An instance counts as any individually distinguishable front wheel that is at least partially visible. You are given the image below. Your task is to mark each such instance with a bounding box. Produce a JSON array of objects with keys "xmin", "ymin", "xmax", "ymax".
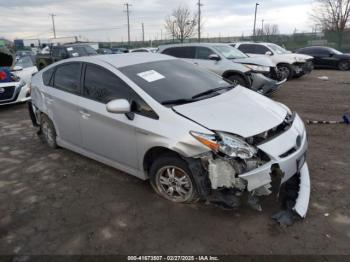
[
  {"xmin": 338, "ymin": 61, "xmax": 350, "ymax": 71},
  {"xmin": 149, "ymin": 156, "xmax": 198, "ymax": 203},
  {"xmin": 227, "ymin": 75, "xmax": 247, "ymax": 87},
  {"xmin": 277, "ymin": 64, "xmax": 294, "ymax": 80}
]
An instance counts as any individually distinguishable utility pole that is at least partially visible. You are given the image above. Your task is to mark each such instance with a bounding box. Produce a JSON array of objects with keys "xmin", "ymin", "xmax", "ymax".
[
  {"xmin": 124, "ymin": 3, "xmax": 131, "ymax": 45},
  {"xmin": 261, "ymin": 19, "xmax": 264, "ymax": 31},
  {"xmin": 197, "ymin": 0, "xmax": 203, "ymax": 42},
  {"xmin": 49, "ymin": 13, "xmax": 56, "ymax": 38},
  {"xmin": 253, "ymin": 3, "xmax": 259, "ymax": 38},
  {"xmin": 142, "ymin": 22, "xmax": 145, "ymax": 44}
]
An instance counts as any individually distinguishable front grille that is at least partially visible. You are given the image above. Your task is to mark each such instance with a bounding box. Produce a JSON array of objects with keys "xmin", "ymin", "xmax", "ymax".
[
  {"xmin": 0, "ymin": 86, "xmax": 15, "ymax": 100},
  {"xmin": 247, "ymin": 113, "xmax": 295, "ymax": 146}
]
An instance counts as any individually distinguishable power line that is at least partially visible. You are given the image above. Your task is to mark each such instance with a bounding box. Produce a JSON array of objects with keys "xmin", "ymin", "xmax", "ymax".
[
  {"xmin": 197, "ymin": 0, "xmax": 203, "ymax": 42},
  {"xmin": 49, "ymin": 13, "xmax": 56, "ymax": 38},
  {"xmin": 124, "ymin": 3, "xmax": 132, "ymax": 45}
]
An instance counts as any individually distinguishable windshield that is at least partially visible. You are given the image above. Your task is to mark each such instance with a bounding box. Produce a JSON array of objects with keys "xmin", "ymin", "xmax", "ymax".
[
  {"xmin": 15, "ymin": 56, "xmax": 34, "ymax": 68},
  {"xmin": 66, "ymin": 46, "xmax": 97, "ymax": 57},
  {"xmin": 213, "ymin": 45, "xmax": 247, "ymax": 59},
  {"xmin": 329, "ymin": 48, "xmax": 343, "ymax": 55},
  {"xmin": 119, "ymin": 59, "xmax": 232, "ymax": 105},
  {"xmin": 266, "ymin": 43, "xmax": 290, "ymax": 55}
]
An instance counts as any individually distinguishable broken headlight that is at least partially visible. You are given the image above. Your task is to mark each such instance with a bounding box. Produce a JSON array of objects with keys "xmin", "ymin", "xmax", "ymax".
[
  {"xmin": 190, "ymin": 131, "xmax": 257, "ymax": 159},
  {"xmin": 217, "ymin": 132, "xmax": 257, "ymax": 159}
]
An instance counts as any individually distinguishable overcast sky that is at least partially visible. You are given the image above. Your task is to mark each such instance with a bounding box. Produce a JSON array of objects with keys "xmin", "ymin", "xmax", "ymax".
[{"xmin": 0, "ymin": 0, "xmax": 315, "ymax": 42}]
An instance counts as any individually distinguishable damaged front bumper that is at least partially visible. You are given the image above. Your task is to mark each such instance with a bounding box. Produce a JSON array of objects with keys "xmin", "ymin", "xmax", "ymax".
[
  {"xmin": 250, "ymin": 73, "xmax": 285, "ymax": 96},
  {"xmin": 293, "ymin": 60, "xmax": 314, "ymax": 76},
  {"xmin": 293, "ymin": 163, "xmax": 310, "ymax": 217},
  {"xmin": 191, "ymin": 113, "xmax": 311, "ymax": 220}
]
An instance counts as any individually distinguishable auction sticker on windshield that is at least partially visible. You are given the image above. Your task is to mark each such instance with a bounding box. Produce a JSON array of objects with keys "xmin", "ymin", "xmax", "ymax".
[{"xmin": 137, "ymin": 70, "xmax": 165, "ymax": 83}]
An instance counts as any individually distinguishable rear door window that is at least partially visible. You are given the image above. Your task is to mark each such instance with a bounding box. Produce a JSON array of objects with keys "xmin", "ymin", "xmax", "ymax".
[
  {"xmin": 254, "ymin": 44, "xmax": 270, "ymax": 54},
  {"xmin": 237, "ymin": 44, "xmax": 255, "ymax": 53},
  {"xmin": 196, "ymin": 47, "xmax": 216, "ymax": 60},
  {"xmin": 53, "ymin": 63, "xmax": 81, "ymax": 94},
  {"xmin": 162, "ymin": 47, "xmax": 195, "ymax": 59}
]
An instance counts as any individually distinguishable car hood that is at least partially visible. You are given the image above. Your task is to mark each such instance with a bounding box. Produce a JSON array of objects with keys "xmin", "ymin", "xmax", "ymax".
[
  {"xmin": 174, "ymin": 86, "xmax": 287, "ymax": 138},
  {"xmin": 340, "ymin": 53, "xmax": 350, "ymax": 59},
  {"xmin": 233, "ymin": 56, "xmax": 276, "ymax": 67},
  {"xmin": 284, "ymin": 53, "xmax": 313, "ymax": 61}
]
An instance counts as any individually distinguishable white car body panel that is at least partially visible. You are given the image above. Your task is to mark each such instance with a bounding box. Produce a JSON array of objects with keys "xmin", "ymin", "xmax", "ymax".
[{"xmin": 174, "ymin": 86, "xmax": 287, "ymax": 138}]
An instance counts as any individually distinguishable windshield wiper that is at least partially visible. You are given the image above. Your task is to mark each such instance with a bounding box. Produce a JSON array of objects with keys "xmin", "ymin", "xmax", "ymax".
[
  {"xmin": 161, "ymin": 98, "xmax": 197, "ymax": 106},
  {"xmin": 192, "ymin": 85, "xmax": 235, "ymax": 100}
]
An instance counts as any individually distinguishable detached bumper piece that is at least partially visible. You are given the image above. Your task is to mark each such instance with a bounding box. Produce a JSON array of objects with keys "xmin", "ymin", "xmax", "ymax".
[
  {"xmin": 293, "ymin": 60, "xmax": 314, "ymax": 76},
  {"xmin": 272, "ymin": 163, "xmax": 311, "ymax": 226}
]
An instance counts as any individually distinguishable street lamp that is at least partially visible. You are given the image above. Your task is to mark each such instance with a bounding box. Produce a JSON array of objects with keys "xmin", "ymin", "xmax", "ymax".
[{"xmin": 253, "ymin": 3, "xmax": 259, "ymax": 38}]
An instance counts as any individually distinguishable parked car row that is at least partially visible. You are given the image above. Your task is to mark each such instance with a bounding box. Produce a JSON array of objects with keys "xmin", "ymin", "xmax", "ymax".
[{"xmin": 159, "ymin": 43, "xmax": 286, "ymax": 95}]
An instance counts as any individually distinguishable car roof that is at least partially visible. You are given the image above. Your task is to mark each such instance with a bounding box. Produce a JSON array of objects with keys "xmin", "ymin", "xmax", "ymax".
[
  {"xmin": 234, "ymin": 42, "xmax": 274, "ymax": 45},
  {"xmin": 62, "ymin": 53, "xmax": 176, "ymax": 69},
  {"xmin": 159, "ymin": 42, "xmax": 233, "ymax": 49},
  {"xmin": 300, "ymin": 46, "xmax": 331, "ymax": 49}
]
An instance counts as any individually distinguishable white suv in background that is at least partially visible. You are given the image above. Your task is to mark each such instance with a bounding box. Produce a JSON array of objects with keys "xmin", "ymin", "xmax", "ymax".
[{"xmin": 232, "ymin": 42, "xmax": 314, "ymax": 80}]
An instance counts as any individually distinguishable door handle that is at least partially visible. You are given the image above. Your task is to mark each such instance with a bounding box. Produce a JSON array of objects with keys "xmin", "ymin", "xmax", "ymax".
[
  {"xmin": 79, "ymin": 110, "xmax": 91, "ymax": 119},
  {"xmin": 194, "ymin": 62, "xmax": 199, "ymax": 65}
]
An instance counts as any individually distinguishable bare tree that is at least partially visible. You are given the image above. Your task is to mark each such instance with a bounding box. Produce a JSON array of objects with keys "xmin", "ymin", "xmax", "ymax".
[
  {"xmin": 256, "ymin": 24, "xmax": 279, "ymax": 41},
  {"xmin": 165, "ymin": 6, "xmax": 198, "ymax": 43},
  {"xmin": 312, "ymin": 0, "xmax": 350, "ymax": 47}
]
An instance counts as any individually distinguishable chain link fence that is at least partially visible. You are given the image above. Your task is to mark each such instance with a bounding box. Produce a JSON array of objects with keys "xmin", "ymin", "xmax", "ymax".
[{"xmin": 101, "ymin": 31, "xmax": 350, "ymax": 52}]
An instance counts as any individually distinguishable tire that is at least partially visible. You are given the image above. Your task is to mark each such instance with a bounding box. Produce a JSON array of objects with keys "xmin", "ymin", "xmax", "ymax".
[
  {"xmin": 37, "ymin": 59, "xmax": 48, "ymax": 70},
  {"xmin": 338, "ymin": 61, "xmax": 350, "ymax": 71},
  {"xmin": 149, "ymin": 155, "xmax": 199, "ymax": 203},
  {"xmin": 227, "ymin": 74, "xmax": 247, "ymax": 87},
  {"xmin": 294, "ymin": 73, "xmax": 304, "ymax": 79},
  {"xmin": 40, "ymin": 115, "xmax": 58, "ymax": 149},
  {"xmin": 277, "ymin": 64, "xmax": 294, "ymax": 80}
]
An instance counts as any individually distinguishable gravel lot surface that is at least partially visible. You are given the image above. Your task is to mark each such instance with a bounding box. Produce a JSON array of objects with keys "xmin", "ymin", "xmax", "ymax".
[{"xmin": 0, "ymin": 70, "xmax": 349, "ymax": 255}]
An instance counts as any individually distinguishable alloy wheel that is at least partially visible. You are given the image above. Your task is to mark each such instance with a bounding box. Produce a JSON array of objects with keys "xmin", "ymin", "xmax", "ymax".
[
  {"xmin": 278, "ymin": 66, "xmax": 290, "ymax": 79},
  {"xmin": 155, "ymin": 166, "xmax": 194, "ymax": 202},
  {"xmin": 339, "ymin": 61, "xmax": 350, "ymax": 71}
]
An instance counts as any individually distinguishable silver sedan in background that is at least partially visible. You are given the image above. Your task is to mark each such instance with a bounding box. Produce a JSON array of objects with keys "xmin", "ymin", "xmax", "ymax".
[{"xmin": 29, "ymin": 53, "xmax": 310, "ymax": 224}]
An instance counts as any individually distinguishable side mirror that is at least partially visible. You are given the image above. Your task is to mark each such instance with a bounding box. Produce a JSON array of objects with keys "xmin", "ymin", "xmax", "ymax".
[
  {"xmin": 12, "ymin": 66, "xmax": 23, "ymax": 72},
  {"xmin": 329, "ymin": 53, "xmax": 334, "ymax": 57},
  {"xmin": 265, "ymin": 51, "xmax": 273, "ymax": 56},
  {"xmin": 208, "ymin": 54, "xmax": 221, "ymax": 61},
  {"xmin": 106, "ymin": 99, "xmax": 131, "ymax": 114}
]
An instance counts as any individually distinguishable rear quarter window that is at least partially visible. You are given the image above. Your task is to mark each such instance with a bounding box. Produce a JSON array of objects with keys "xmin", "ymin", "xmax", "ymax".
[
  {"xmin": 161, "ymin": 47, "xmax": 195, "ymax": 59},
  {"xmin": 42, "ymin": 67, "xmax": 55, "ymax": 86}
]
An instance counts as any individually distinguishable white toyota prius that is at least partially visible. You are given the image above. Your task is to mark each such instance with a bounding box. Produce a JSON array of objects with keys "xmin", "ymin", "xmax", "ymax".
[{"xmin": 29, "ymin": 53, "xmax": 310, "ymax": 224}]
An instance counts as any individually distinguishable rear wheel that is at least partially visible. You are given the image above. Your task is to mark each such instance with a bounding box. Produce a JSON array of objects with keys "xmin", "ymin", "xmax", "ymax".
[
  {"xmin": 338, "ymin": 61, "xmax": 350, "ymax": 71},
  {"xmin": 149, "ymin": 155, "xmax": 198, "ymax": 203},
  {"xmin": 40, "ymin": 115, "xmax": 57, "ymax": 149},
  {"xmin": 277, "ymin": 64, "xmax": 294, "ymax": 80},
  {"xmin": 227, "ymin": 75, "xmax": 247, "ymax": 87}
]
